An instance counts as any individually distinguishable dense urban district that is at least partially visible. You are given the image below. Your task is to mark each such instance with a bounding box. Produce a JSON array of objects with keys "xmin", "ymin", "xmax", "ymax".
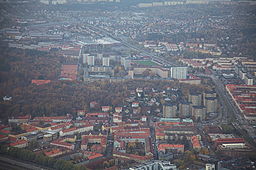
[{"xmin": 1, "ymin": 0, "xmax": 256, "ymax": 170}]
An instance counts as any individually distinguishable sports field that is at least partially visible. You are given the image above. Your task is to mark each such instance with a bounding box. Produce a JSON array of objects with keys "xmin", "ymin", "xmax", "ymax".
[{"xmin": 133, "ymin": 60, "xmax": 159, "ymax": 66}]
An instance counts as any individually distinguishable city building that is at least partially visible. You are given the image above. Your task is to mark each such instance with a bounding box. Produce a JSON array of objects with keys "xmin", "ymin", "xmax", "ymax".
[
  {"xmin": 189, "ymin": 92, "xmax": 202, "ymax": 106},
  {"xmin": 244, "ymin": 74, "xmax": 254, "ymax": 85},
  {"xmin": 128, "ymin": 67, "xmax": 169, "ymax": 79},
  {"xmin": 179, "ymin": 101, "xmax": 191, "ymax": 117},
  {"xmin": 191, "ymin": 135, "xmax": 201, "ymax": 150},
  {"xmin": 170, "ymin": 66, "xmax": 188, "ymax": 79},
  {"xmin": 192, "ymin": 105, "xmax": 206, "ymax": 121},
  {"xmin": 129, "ymin": 161, "xmax": 177, "ymax": 170},
  {"xmin": 158, "ymin": 144, "xmax": 184, "ymax": 153},
  {"xmin": 205, "ymin": 163, "xmax": 215, "ymax": 170},
  {"xmin": 87, "ymin": 55, "xmax": 95, "ymax": 66},
  {"xmin": 50, "ymin": 139, "xmax": 75, "ymax": 150},
  {"xmin": 205, "ymin": 97, "xmax": 218, "ymax": 114},
  {"xmin": 121, "ymin": 57, "xmax": 131, "ymax": 70},
  {"xmin": 31, "ymin": 80, "xmax": 51, "ymax": 85},
  {"xmin": 102, "ymin": 57, "xmax": 110, "ymax": 66},
  {"xmin": 44, "ymin": 148, "xmax": 66, "ymax": 157},
  {"xmin": 226, "ymin": 84, "xmax": 256, "ymax": 121},
  {"xmin": 9, "ymin": 139, "xmax": 28, "ymax": 148},
  {"xmin": 81, "ymin": 134, "xmax": 107, "ymax": 153},
  {"xmin": 163, "ymin": 103, "xmax": 177, "ymax": 118},
  {"xmin": 59, "ymin": 125, "xmax": 93, "ymax": 137},
  {"xmin": 8, "ymin": 115, "xmax": 31, "ymax": 124},
  {"xmin": 219, "ymin": 143, "xmax": 247, "ymax": 150},
  {"xmin": 82, "ymin": 54, "xmax": 89, "ymax": 64},
  {"xmin": 204, "ymin": 90, "xmax": 217, "ymax": 103}
]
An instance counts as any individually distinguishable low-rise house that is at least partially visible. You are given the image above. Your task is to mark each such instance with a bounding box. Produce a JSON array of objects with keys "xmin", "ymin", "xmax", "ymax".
[
  {"xmin": 44, "ymin": 148, "xmax": 67, "ymax": 157},
  {"xmin": 50, "ymin": 139, "xmax": 75, "ymax": 150},
  {"xmin": 10, "ymin": 139, "xmax": 28, "ymax": 148},
  {"xmin": 59, "ymin": 125, "xmax": 93, "ymax": 137},
  {"xmin": 8, "ymin": 115, "xmax": 31, "ymax": 124}
]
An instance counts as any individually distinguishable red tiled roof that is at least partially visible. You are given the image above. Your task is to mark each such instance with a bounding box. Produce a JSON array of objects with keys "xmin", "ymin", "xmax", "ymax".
[
  {"xmin": 10, "ymin": 140, "xmax": 27, "ymax": 146},
  {"xmin": 51, "ymin": 139, "xmax": 73, "ymax": 147},
  {"xmin": 20, "ymin": 124, "xmax": 39, "ymax": 132},
  {"xmin": 191, "ymin": 136, "xmax": 201, "ymax": 148},
  {"xmin": 0, "ymin": 125, "xmax": 9, "ymax": 130},
  {"xmin": 0, "ymin": 134, "xmax": 8, "ymax": 141},
  {"xmin": 215, "ymin": 138, "xmax": 245, "ymax": 145},
  {"xmin": 50, "ymin": 123, "xmax": 72, "ymax": 130},
  {"xmin": 91, "ymin": 144, "xmax": 104, "ymax": 152},
  {"xmin": 81, "ymin": 135, "xmax": 107, "ymax": 146},
  {"xmin": 158, "ymin": 144, "xmax": 184, "ymax": 151},
  {"xmin": 44, "ymin": 148, "xmax": 63, "ymax": 157},
  {"xmin": 0, "ymin": 129, "xmax": 10, "ymax": 134},
  {"xmin": 31, "ymin": 80, "xmax": 51, "ymax": 85},
  {"xmin": 85, "ymin": 152, "xmax": 103, "ymax": 160},
  {"xmin": 113, "ymin": 152, "xmax": 153, "ymax": 161},
  {"xmin": 62, "ymin": 127, "xmax": 77, "ymax": 133},
  {"xmin": 33, "ymin": 116, "xmax": 71, "ymax": 122},
  {"xmin": 86, "ymin": 112, "xmax": 109, "ymax": 117}
]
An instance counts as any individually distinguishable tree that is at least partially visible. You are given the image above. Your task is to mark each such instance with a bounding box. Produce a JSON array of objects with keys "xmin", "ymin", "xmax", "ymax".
[
  {"xmin": 142, "ymin": 69, "xmax": 151, "ymax": 77},
  {"xmin": 199, "ymin": 148, "xmax": 209, "ymax": 155},
  {"xmin": 103, "ymin": 161, "xmax": 110, "ymax": 168},
  {"xmin": 0, "ymin": 145, "xmax": 7, "ymax": 154},
  {"xmin": 28, "ymin": 139, "xmax": 39, "ymax": 149},
  {"xmin": 34, "ymin": 153, "xmax": 47, "ymax": 165}
]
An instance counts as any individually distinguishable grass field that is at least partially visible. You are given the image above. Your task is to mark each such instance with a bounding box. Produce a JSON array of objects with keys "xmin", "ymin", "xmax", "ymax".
[{"xmin": 133, "ymin": 60, "xmax": 159, "ymax": 66}]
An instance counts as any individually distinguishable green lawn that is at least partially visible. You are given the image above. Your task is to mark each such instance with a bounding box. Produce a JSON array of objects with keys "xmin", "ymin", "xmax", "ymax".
[{"xmin": 133, "ymin": 60, "xmax": 159, "ymax": 66}]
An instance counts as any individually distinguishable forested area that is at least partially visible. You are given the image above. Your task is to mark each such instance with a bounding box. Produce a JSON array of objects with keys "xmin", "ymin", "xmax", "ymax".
[{"xmin": 0, "ymin": 47, "xmax": 206, "ymax": 121}]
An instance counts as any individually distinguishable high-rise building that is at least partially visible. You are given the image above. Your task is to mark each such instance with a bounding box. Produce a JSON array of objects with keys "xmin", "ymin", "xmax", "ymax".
[
  {"xmin": 82, "ymin": 54, "xmax": 95, "ymax": 66},
  {"xmin": 203, "ymin": 90, "xmax": 217, "ymax": 105},
  {"xmin": 82, "ymin": 54, "xmax": 88, "ymax": 64},
  {"xmin": 192, "ymin": 105, "xmax": 206, "ymax": 121},
  {"xmin": 102, "ymin": 57, "xmax": 110, "ymax": 66},
  {"xmin": 170, "ymin": 66, "xmax": 187, "ymax": 79},
  {"xmin": 121, "ymin": 57, "xmax": 131, "ymax": 70},
  {"xmin": 179, "ymin": 101, "xmax": 190, "ymax": 118},
  {"xmin": 189, "ymin": 92, "xmax": 202, "ymax": 106},
  {"xmin": 163, "ymin": 103, "xmax": 177, "ymax": 118},
  {"xmin": 87, "ymin": 55, "xmax": 95, "ymax": 66},
  {"xmin": 97, "ymin": 53, "xmax": 103, "ymax": 59},
  {"xmin": 205, "ymin": 97, "xmax": 218, "ymax": 113}
]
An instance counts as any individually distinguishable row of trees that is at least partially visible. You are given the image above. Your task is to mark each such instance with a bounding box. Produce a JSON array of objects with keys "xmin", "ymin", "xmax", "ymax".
[{"xmin": 0, "ymin": 145, "xmax": 86, "ymax": 170}]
